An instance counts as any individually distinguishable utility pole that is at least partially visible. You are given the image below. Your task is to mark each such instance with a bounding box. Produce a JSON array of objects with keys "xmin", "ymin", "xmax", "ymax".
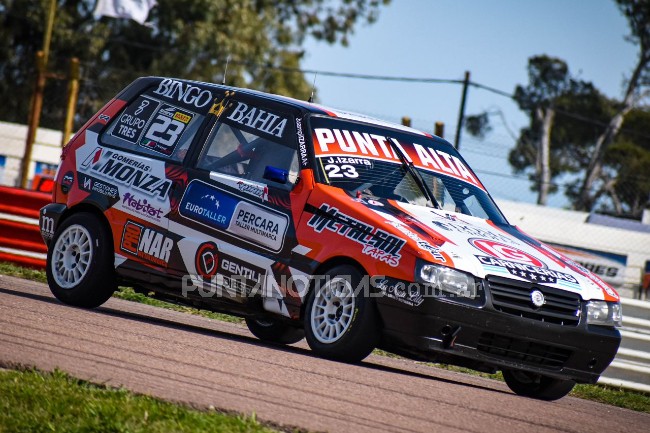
[
  {"xmin": 454, "ymin": 71, "xmax": 470, "ymax": 151},
  {"xmin": 20, "ymin": 0, "xmax": 57, "ymax": 188},
  {"xmin": 61, "ymin": 58, "xmax": 80, "ymax": 147}
]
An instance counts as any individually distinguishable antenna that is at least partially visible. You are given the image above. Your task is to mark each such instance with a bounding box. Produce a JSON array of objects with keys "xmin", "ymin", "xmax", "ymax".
[
  {"xmin": 222, "ymin": 55, "xmax": 231, "ymax": 85},
  {"xmin": 308, "ymin": 73, "xmax": 317, "ymax": 103}
]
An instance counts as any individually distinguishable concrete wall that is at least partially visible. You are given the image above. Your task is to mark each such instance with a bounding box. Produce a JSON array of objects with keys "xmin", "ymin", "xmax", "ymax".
[{"xmin": 0, "ymin": 121, "xmax": 63, "ymax": 187}]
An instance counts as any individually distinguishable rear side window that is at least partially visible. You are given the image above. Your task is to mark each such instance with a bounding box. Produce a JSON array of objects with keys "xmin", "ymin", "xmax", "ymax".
[{"xmin": 101, "ymin": 91, "xmax": 204, "ymax": 163}]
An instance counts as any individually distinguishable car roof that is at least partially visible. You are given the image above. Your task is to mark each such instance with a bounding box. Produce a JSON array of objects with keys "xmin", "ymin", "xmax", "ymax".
[{"xmin": 139, "ymin": 76, "xmax": 438, "ymax": 141}]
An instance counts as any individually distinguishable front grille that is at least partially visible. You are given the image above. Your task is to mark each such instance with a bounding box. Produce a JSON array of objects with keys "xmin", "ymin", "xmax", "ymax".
[
  {"xmin": 477, "ymin": 332, "xmax": 572, "ymax": 369},
  {"xmin": 487, "ymin": 275, "xmax": 581, "ymax": 326}
]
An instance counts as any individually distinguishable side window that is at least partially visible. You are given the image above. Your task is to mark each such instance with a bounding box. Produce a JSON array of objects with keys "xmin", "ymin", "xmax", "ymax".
[
  {"xmin": 101, "ymin": 93, "xmax": 203, "ymax": 163},
  {"xmin": 197, "ymin": 121, "xmax": 299, "ymax": 191}
]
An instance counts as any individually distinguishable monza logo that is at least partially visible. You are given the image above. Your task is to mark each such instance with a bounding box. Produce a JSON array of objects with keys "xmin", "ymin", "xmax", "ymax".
[
  {"xmin": 195, "ymin": 241, "xmax": 219, "ymax": 281},
  {"xmin": 79, "ymin": 146, "xmax": 172, "ymax": 199},
  {"xmin": 469, "ymin": 238, "xmax": 544, "ymax": 268}
]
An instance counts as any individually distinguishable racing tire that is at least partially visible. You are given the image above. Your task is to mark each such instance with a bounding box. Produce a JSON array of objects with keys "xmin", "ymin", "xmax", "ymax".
[
  {"xmin": 304, "ymin": 265, "xmax": 379, "ymax": 362},
  {"xmin": 245, "ymin": 317, "xmax": 305, "ymax": 344},
  {"xmin": 46, "ymin": 212, "xmax": 117, "ymax": 308},
  {"xmin": 503, "ymin": 369, "xmax": 576, "ymax": 401}
]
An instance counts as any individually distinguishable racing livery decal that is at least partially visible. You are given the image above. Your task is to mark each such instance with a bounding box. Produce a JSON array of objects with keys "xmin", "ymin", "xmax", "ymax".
[
  {"xmin": 180, "ymin": 180, "xmax": 289, "ymax": 252},
  {"xmin": 120, "ymin": 220, "xmax": 174, "ymax": 267},
  {"xmin": 307, "ymin": 203, "xmax": 406, "ymax": 267}
]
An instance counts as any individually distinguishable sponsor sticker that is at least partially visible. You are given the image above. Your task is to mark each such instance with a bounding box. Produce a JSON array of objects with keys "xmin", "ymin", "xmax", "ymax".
[
  {"xmin": 375, "ymin": 278, "xmax": 424, "ymax": 307},
  {"xmin": 195, "ymin": 241, "xmax": 219, "ymax": 281},
  {"xmin": 308, "ymin": 203, "xmax": 405, "ymax": 267},
  {"xmin": 112, "ymin": 95, "xmax": 159, "ymax": 143},
  {"xmin": 78, "ymin": 173, "xmax": 119, "ymax": 199},
  {"xmin": 139, "ymin": 104, "xmax": 194, "ymax": 156},
  {"xmin": 122, "ymin": 192, "xmax": 165, "ymax": 220},
  {"xmin": 79, "ymin": 147, "xmax": 171, "ymax": 199},
  {"xmin": 120, "ymin": 220, "xmax": 173, "ymax": 267},
  {"xmin": 179, "ymin": 180, "xmax": 289, "ymax": 252},
  {"xmin": 40, "ymin": 215, "xmax": 55, "ymax": 240},
  {"xmin": 226, "ymin": 101, "xmax": 288, "ymax": 138},
  {"xmin": 296, "ymin": 117, "xmax": 308, "ymax": 168},
  {"xmin": 228, "ymin": 201, "xmax": 289, "ymax": 252},
  {"xmin": 179, "ymin": 181, "xmax": 239, "ymax": 230},
  {"xmin": 61, "ymin": 171, "xmax": 74, "ymax": 194},
  {"xmin": 152, "ymin": 78, "xmax": 213, "ymax": 108},
  {"xmin": 313, "ymin": 127, "xmax": 483, "ymax": 189}
]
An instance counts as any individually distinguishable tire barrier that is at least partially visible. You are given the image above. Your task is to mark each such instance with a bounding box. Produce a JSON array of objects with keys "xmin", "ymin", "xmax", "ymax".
[{"xmin": 0, "ymin": 186, "xmax": 51, "ymax": 269}]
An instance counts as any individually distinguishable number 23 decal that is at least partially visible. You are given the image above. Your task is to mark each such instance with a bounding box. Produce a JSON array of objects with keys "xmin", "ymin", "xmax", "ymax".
[
  {"xmin": 144, "ymin": 114, "xmax": 186, "ymax": 147},
  {"xmin": 325, "ymin": 164, "xmax": 359, "ymax": 178}
]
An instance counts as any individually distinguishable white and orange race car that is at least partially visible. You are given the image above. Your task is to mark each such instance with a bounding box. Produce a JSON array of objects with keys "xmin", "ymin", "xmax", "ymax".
[{"xmin": 40, "ymin": 77, "xmax": 621, "ymax": 400}]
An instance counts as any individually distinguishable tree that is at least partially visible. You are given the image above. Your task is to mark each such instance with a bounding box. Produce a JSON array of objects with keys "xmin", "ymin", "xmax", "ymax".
[
  {"xmin": 574, "ymin": 0, "xmax": 650, "ymax": 211},
  {"xmin": 509, "ymin": 55, "xmax": 590, "ymax": 205},
  {"xmin": 0, "ymin": 0, "xmax": 389, "ymax": 129}
]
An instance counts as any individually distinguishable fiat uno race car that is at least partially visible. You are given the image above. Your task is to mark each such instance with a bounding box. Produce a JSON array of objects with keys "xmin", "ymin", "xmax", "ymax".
[{"xmin": 40, "ymin": 77, "xmax": 621, "ymax": 400}]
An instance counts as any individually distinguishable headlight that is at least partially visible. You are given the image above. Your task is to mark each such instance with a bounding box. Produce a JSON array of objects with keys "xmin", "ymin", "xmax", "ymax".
[
  {"xmin": 417, "ymin": 262, "xmax": 476, "ymax": 298},
  {"xmin": 586, "ymin": 300, "xmax": 622, "ymax": 327}
]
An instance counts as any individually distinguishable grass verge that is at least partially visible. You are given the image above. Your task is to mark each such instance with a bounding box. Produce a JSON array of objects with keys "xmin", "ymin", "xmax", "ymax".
[
  {"xmin": 0, "ymin": 368, "xmax": 278, "ymax": 433},
  {"xmin": 2, "ymin": 261, "xmax": 650, "ymax": 413}
]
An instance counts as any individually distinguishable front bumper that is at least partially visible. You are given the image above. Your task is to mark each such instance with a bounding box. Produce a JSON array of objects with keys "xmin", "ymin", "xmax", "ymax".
[{"xmin": 377, "ymin": 276, "xmax": 621, "ymax": 384}]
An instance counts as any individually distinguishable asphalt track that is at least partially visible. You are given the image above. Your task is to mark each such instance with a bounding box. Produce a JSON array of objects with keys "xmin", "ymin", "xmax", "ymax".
[{"xmin": 1, "ymin": 275, "xmax": 648, "ymax": 433}]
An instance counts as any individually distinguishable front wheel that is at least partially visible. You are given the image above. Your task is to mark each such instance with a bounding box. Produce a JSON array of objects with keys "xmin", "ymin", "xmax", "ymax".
[
  {"xmin": 46, "ymin": 212, "xmax": 117, "ymax": 308},
  {"xmin": 245, "ymin": 317, "xmax": 304, "ymax": 345},
  {"xmin": 503, "ymin": 369, "xmax": 576, "ymax": 400},
  {"xmin": 304, "ymin": 265, "xmax": 379, "ymax": 362}
]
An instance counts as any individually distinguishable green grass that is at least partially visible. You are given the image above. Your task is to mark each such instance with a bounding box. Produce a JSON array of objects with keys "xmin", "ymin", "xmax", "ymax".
[
  {"xmin": 2, "ymin": 261, "xmax": 650, "ymax": 413},
  {"xmin": 0, "ymin": 368, "xmax": 278, "ymax": 433}
]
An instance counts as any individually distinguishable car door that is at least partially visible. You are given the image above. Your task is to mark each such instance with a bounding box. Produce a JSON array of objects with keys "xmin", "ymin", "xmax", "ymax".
[{"xmin": 167, "ymin": 94, "xmax": 308, "ymax": 312}]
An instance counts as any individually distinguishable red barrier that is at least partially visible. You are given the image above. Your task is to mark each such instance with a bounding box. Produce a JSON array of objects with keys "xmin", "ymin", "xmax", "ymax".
[{"xmin": 0, "ymin": 186, "xmax": 51, "ymax": 269}]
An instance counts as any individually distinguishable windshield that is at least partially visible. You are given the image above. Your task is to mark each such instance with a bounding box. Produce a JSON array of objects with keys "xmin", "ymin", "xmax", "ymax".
[{"xmin": 309, "ymin": 116, "xmax": 508, "ymax": 224}]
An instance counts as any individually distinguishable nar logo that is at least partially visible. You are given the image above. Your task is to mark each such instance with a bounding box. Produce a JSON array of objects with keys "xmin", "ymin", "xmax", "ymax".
[
  {"xmin": 226, "ymin": 101, "xmax": 287, "ymax": 138},
  {"xmin": 80, "ymin": 147, "xmax": 171, "ymax": 199},
  {"xmin": 120, "ymin": 221, "xmax": 173, "ymax": 267}
]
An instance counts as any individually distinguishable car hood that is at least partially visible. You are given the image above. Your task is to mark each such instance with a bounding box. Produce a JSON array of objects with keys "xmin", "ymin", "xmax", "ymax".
[{"xmin": 369, "ymin": 200, "xmax": 620, "ymax": 302}]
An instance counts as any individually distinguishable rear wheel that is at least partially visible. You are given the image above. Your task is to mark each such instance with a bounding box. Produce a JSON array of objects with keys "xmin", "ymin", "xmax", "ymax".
[
  {"xmin": 304, "ymin": 265, "xmax": 379, "ymax": 362},
  {"xmin": 503, "ymin": 369, "xmax": 576, "ymax": 401},
  {"xmin": 245, "ymin": 317, "xmax": 304, "ymax": 344},
  {"xmin": 46, "ymin": 212, "xmax": 117, "ymax": 308}
]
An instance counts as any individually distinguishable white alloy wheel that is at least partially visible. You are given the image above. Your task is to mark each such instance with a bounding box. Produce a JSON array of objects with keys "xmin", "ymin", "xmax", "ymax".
[
  {"xmin": 310, "ymin": 276, "xmax": 356, "ymax": 344},
  {"xmin": 51, "ymin": 224, "xmax": 93, "ymax": 289}
]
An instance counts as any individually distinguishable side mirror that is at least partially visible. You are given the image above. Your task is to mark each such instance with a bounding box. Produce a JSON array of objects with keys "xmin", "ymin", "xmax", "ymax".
[{"xmin": 263, "ymin": 166, "xmax": 288, "ymax": 184}]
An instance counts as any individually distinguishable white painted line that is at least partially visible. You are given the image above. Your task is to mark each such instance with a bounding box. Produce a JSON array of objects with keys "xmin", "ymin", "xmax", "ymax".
[
  {"xmin": 0, "ymin": 247, "xmax": 47, "ymax": 260},
  {"xmin": 617, "ymin": 347, "xmax": 650, "ymax": 362},
  {"xmin": 620, "ymin": 330, "xmax": 650, "ymax": 343},
  {"xmin": 0, "ymin": 212, "xmax": 39, "ymax": 226},
  {"xmin": 598, "ymin": 376, "xmax": 650, "ymax": 394},
  {"xmin": 609, "ymin": 360, "xmax": 650, "ymax": 375}
]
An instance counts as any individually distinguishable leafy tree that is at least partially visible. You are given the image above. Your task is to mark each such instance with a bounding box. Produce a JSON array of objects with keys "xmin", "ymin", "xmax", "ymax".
[
  {"xmin": 574, "ymin": 0, "xmax": 650, "ymax": 211},
  {"xmin": 0, "ymin": 0, "xmax": 388, "ymax": 129},
  {"xmin": 508, "ymin": 55, "xmax": 592, "ymax": 205}
]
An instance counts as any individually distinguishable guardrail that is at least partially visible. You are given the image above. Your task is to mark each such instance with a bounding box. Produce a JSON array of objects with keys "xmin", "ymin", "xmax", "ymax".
[
  {"xmin": 599, "ymin": 297, "xmax": 650, "ymax": 393},
  {"xmin": 0, "ymin": 186, "xmax": 50, "ymax": 268}
]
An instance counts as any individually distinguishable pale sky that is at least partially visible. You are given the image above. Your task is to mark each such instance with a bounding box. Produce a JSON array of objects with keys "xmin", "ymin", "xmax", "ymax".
[{"xmin": 301, "ymin": 0, "xmax": 637, "ymax": 207}]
